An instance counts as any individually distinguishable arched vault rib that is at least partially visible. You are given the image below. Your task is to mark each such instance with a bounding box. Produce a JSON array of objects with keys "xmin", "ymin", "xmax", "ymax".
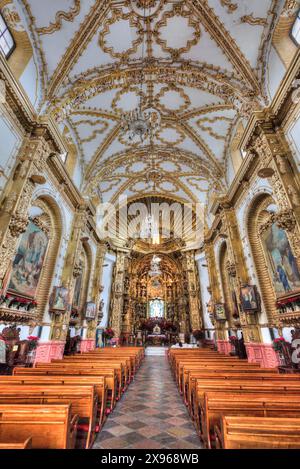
[
  {"xmin": 46, "ymin": 0, "xmax": 110, "ymax": 99},
  {"xmin": 108, "ymin": 174, "xmax": 200, "ymax": 206},
  {"xmin": 180, "ymin": 104, "xmax": 235, "ymax": 120},
  {"xmin": 83, "ymin": 146, "xmax": 226, "ymax": 197},
  {"xmin": 49, "ymin": 61, "xmax": 259, "ymax": 118},
  {"xmin": 174, "ymin": 120, "xmax": 225, "ymax": 175},
  {"xmin": 85, "ymin": 123, "xmax": 122, "ymax": 180}
]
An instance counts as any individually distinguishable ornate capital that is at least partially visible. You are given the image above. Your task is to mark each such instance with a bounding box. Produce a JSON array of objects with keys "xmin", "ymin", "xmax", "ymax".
[
  {"xmin": 9, "ymin": 214, "xmax": 28, "ymax": 238},
  {"xmin": 276, "ymin": 208, "xmax": 297, "ymax": 232},
  {"xmin": 225, "ymin": 260, "xmax": 237, "ymax": 277},
  {"xmin": 258, "ymin": 212, "xmax": 275, "ymax": 234},
  {"xmin": 73, "ymin": 262, "xmax": 83, "ymax": 278}
]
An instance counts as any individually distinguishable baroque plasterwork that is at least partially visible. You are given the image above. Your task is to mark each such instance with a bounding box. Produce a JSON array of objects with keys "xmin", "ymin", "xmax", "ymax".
[{"xmin": 14, "ymin": 0, "xmax": 282, "ymax": 211}]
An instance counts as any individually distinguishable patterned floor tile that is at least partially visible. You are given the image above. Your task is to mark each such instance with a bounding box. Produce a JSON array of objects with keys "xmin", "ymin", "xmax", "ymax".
[{"xmin": 93, "ymin": 355, "xmax": 203, "ymax": 449}]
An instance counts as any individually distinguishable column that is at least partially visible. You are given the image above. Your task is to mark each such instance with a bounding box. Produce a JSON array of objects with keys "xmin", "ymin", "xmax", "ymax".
[
  {"xmin": 182, "ymin": 250, "xmax": 202, "ymax": 332},
  {"xmin": 204, "ymin": 241, "xmax": 231, "ymax": 354},
  {"xmin": 81, "ymin": 241, "xmax": 107, "ymax": 352},
  {"xmin": 109, "ymin": 250, "xmax": 128, "ymax": 340}
]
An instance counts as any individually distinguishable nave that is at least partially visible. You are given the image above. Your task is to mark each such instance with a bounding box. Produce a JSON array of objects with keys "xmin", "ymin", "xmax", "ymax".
[
  {"xmin": 94, "ymin": 353, "xmax": 203, "ymax": 450},
  {"xmin": 1, "ymin": 0, "xmax": 300, "ymax": 453}
]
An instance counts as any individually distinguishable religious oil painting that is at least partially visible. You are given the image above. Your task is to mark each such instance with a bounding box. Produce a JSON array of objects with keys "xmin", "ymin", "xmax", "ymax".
[
  {"xmin": 261, "ymin": 223, "xmax": 300, "ymax": 296},
  {"xmin": 215, "ymin": 303, "xmax": 226, "ymax": 321},
  {"xmin": 49, "ymin": 286, "xmax": 70, "ymax": 312},
  {"xmin": 240, "ymin": 285, "xmax": 260, "ymax": 312},
  {"xmin": 8, "ymin": 221, "xmax": 49, "ymax": 299},
  {"xmin": 85, "ymin": 302, "xmax": 96, "ymax": 319}
]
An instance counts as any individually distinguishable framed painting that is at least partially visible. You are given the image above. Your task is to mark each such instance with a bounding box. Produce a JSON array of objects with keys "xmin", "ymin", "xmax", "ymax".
[
  {"xmin": 49, "ymin": 286, "xmax": 70, "ymax": 312},
  {"xmin": 261, "ymin": 223, "xmax": 300, "ymax": 296},
  {"xmin": 7, "ymin": 220, "xmax": 49, "ymax": 299},
  {"xmin": 85, "ymin": 301, "xmax": 96, "ymax": 319},
  {"xmin": 240, "ymin": 284, "xmax": 260, "ymax": 312},
  {"xmin": 215, "ymin": 303, "xmax": 226, "ymax": 321}
]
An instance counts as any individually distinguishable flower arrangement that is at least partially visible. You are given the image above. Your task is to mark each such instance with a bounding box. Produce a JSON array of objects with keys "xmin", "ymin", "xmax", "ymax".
[
  {"xmin": 103, "ymin": 328, "xmax": 115, "ymax": 340},
  {"xmin": 273, "ymin": 337, "xmax": 286, "ymax": 352},
  {"xmin": 229, "ymin": 335, "xmax": 237, "ymax": 342},
  {"xmin": 0, "ymin": 293, "xmax": 37, "ymax": 311},
  {"xmin": 27, "ymin": 336, "xmax": 39, "ymax": 351}
]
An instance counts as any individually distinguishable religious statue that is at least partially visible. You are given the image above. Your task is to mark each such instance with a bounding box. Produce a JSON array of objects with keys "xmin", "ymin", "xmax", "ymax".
[{"xmin": 153, "ymin": 323, "xmax": 161, "ymax": 335}]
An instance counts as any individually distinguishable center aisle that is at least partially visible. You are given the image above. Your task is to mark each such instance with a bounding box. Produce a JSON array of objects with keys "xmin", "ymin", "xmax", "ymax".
[{"xmin": 93, "ymin": 353, "xmax": 203, "ymax": 449}]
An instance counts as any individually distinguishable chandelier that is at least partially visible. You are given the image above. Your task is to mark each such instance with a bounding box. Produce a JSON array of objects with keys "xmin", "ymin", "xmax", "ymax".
[
  {"xmin": 121, "ymin": 107, "xmax": 160, "ymax": 143},
  {"xmin": 120, "ymin": 3, "xmax": 161, "ymax": 143}
]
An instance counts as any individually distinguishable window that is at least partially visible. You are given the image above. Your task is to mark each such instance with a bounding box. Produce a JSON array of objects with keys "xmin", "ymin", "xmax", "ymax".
[
  {"xmin": 291, "ymin": 9, "xmax": 300, "ymax": 46},
  {"xmin": 0, "ymin": 13, "xmax": 15, "ymax": 58}
]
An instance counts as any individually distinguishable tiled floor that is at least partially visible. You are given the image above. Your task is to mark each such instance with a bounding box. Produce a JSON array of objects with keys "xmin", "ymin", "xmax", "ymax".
[{"xmin": 93, "ymin": 354, "xmax": 203, "ymax": 449}]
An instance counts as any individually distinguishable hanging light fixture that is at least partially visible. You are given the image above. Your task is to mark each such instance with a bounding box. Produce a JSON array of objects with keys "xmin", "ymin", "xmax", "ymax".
[{"xmin": 120, "ymin": 2, "xmax": 161, "ymax": 143}]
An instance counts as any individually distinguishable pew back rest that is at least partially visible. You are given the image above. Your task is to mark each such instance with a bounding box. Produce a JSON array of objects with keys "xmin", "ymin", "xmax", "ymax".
[
  {"xmin": 0, "ymin": 384, "xmax": 97, "ymax": 420},
  {"xmin": 0, "ymin": 404, "xmax": 76, "ymax": 449},
  {"xmin": 219, "ymin": 416, "xmax": 300, "ymax": 449}
]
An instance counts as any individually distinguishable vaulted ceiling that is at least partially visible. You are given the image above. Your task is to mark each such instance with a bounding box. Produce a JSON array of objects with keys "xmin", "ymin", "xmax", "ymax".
[{"xmin": 14, "ymin": 0, "xmax": 281, "ymax": 208}]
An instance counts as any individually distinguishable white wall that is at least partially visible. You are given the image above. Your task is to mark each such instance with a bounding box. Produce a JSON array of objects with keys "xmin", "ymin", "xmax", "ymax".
[
  {"xmin": 19, "ymin": 56, "xmax": 41, "ymax": 110},
  {"xmin": 265, "ymin": 45, "xmax": 286, "ymax": 103},
  {"xmin": 0, "ymin": 108, "xmax": 23, "ymax": 194}
]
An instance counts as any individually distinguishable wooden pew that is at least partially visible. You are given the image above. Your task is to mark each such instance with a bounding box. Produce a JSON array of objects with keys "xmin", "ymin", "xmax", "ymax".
[
  {"xmin": 35, "ymin": 362, "xmax": 124, "ymax": 399},
  {"xmin": 193, "ymin": 383, "xmax": 300, "ymax": 447},
  {"xmin": 177, "ymin": 362, "xmax": 264, "ymax": 393},
  {"xmin": 215, "ymin": 416, "xmax": 300, "ymax": 449},
  {"xmin": 0, "ymin": 404, "xmax": 77, "ymax": 449},
  {"xmin": 0, "ymin": 437, "xmax": 32, "ymax": 449},
  {"xmin": 21, "ymin": 365, "xmax": 118, "ymax": 408},
  {"xmin": 0, "ymin": 384, "xmax": 97, "ymax": 449},
  {"xmin": 0, "ymin": 375, "xmax": 107, "ymax": 429},
  {"xmin": 52, "ymin": 357, "xmax": 130, "ymax": 388},
  {"xmin": 186, "ymin": 371, "xmax": 299, "ymax": 414},
  {"xmin": 87, "ymin": 349, "xmax": 140, "ymax": 371}
]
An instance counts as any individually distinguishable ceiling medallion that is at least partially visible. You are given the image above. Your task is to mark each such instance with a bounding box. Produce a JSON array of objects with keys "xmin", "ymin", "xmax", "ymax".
[
  {"xmin": 129, "ymin": 0, "xmax": 162, "ymax": 17},
  {"xmin": 120, "ymin": 107, "xmax": 161, "ymax": 143},
  {"xmin": 258, "ymin": 168, "xmax": 275, "ymax": 179},
  {"xmin": 146, "ymin": 167, "xmax": 163, "ymax": 185}
]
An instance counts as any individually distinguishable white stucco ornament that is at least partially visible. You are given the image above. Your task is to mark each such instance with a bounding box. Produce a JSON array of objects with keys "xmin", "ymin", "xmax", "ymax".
[{"xmin": 0, "ymin": 79, "xmax": 6, "ymax": 104}]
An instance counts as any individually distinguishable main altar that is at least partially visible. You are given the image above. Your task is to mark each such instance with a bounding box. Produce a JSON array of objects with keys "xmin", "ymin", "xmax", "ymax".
[
  {"xmin": 139, "ymin": 318, "xmax": 178, "ymax": 346},
  {"xmin": 146, "ymin": 323, "xmax": 167, "ymax": 345}
]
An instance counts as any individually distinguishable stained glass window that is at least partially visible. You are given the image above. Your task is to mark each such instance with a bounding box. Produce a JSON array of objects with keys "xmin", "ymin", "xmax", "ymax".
[
  {"xmin": 0, "ymin": 13, "xmax": 15, "ymax": 58},
  {"xmin": 149, "ymin": 299, "xmax": 164, "ymax": 318}
]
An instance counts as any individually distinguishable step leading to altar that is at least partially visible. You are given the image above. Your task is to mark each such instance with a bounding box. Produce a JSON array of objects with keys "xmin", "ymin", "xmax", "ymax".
[{"xmin": 145, "ymin": 346, "xmax": 167, "ymax": 356}]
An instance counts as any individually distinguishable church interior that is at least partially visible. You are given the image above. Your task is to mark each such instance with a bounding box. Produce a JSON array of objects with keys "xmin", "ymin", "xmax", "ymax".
[{"xmin": 1, "ymin": 0, "xmax": 300, "ymax": 451}]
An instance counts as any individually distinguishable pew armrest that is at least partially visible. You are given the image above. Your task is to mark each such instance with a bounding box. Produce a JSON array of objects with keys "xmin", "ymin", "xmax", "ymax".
[
  {"xmin": 214, "ymin": 424, "xmax": 223, "ymax": 449},
  {"xmin": 70, "ymin": 414, "xmax": 79, "ymax": 449}
]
